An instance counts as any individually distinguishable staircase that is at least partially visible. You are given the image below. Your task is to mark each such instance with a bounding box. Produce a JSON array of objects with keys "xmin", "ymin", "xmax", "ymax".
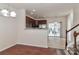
[
  {"xmin": 65, "ymin": 24, "xmax": 79, "ymax": 55},
  {"xmin": 67, "ymin": 46, "xmax": 79, "ymax": 55}
]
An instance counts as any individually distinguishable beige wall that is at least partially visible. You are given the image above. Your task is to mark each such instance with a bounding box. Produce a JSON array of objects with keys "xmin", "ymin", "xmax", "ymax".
[
  {"xmin": 16, "ymin": 9, "xmax": 67, "ymax": 48},
  {"xmin": 73, "ymin": 7, "xmax": 79, "ymax": 44},
  {"xmin": 67, "ymin": 7, "xmax": 79, "ymax": 47},
  {"xmin": 1, "ymin": 4, "xmax": 79, "ymax": 50},
  {"xmin": 67, "ymin": 10, "xmax": 74, "ymax": 43},
  {"xmin": 17, "ymin": 9, "xmax": 48, "ymax": 48},
  {"xmin": 16, "ymin": 9, "xmax": 68, "ymax": 48},
  {"xmin": 0, "ymin": 4, "xmax": 17, "ymax": 51},
  {"xmin": 47, "ymin": 16, "xmax": 67, "ymax": 38},
  {"xmin": 47, "ymin": 16, "xmax": 67, "ymax": 49}
]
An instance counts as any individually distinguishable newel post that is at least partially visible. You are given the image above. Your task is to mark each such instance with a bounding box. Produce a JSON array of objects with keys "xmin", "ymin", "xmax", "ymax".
[
  {"xmin": 73, "ymin": 31, "xmax": 77, "ymax": 55},
  {"xmin": 65, "ymin": 30, "xmax": 67, "ymax": 49}
]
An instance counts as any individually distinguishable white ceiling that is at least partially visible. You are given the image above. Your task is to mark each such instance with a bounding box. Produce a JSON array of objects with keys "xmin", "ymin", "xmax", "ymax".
[{"xmin": 6, "ymin": 3, "xmax": 79, "ymax": 19}]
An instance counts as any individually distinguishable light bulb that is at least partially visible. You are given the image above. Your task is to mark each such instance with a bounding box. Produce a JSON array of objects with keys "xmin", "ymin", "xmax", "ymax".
[
  {"xmin": 10, "ymin": 11, "xmax": 16, "ymax": 17},
  {"xmin": 1, "ymin": 9, "xmax": 9, "ymax": 17}
]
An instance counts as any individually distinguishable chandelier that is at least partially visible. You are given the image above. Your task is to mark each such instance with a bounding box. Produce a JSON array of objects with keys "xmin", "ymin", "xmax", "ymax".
[{"xmin": 0, "ymin": 8, "xmax": 16, "ymax": 18}]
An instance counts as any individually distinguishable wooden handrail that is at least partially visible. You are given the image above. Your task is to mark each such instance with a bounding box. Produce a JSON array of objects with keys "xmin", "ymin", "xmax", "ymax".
[
  {"xmin": 67, "ymin": 24, "xmax": 79, "ymax": 32},
  {"xmin": 65, "ymin": 24, "xmax": 79, "ymax": 49},
  {"xmin": 65, "ymin": 30, "xmax": 68, "ymax": 49},
  {"xmin": 73, "ymin": 31, "xmax": 79, "ymax": 55}
]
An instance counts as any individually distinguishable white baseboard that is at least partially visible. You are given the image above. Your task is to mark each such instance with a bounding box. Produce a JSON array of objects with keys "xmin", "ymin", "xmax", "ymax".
[
  {"xmin": 0, "ymin": 43, "xmax": 48, "ymax": 52},
  {"xmin": 0, "ymin": 43, "xmax": 16, "ymax": 52},
  {"xmin": 17, "ymin": 43, "xmax": 48, "ymax": 48}
]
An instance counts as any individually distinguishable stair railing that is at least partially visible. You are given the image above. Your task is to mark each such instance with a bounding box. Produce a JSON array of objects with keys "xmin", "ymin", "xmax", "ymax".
[{"xmin": 65, "ymin": 24, "xmax": 79, "ymax": 54}]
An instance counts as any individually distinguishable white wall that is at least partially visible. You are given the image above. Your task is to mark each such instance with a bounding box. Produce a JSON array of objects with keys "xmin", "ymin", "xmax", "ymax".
[
  {"xmin": 0, "ymin": 4, "xmax": 17, "ymax": 51},
  {"xmin": 16, "ymin": 9, "xmax": 67, "ymax": 48},
  {"xmin": 17, "ymin": 9, "xmax": 48, "ymax": 48},
  {"xmin": 17, "ymin": 10, "xmax": 67, "ymax": 49},
  {"xmin": 47, "ymin": 16, "xmax": 67, "ymax": 38},
  {"xmin": 67, "ymin": 10, "xmax": 74, "ymax": 43},
  {"xmin": 67, "ymin": 7, "xmax": 79, "ymax": 47},
  {"xmin": 48, "ymin": 37, "xmax": 65, "ymax": 49},
  {"xmin": 73, "ymin": 7, "xmax": 79, "ymax": 44},
  {"xmin": 47, "ymin": 16, "xmax": 67, "ymax": 49},
  {"xmin": 1, "ymin": 4, "xmax": 79, "ymax": 51}
]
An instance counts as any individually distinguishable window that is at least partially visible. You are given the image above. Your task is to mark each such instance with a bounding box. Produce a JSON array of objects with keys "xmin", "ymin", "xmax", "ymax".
[{"xmin": 48, "ymin": 22, "xmax": 60, "ymax": 37}]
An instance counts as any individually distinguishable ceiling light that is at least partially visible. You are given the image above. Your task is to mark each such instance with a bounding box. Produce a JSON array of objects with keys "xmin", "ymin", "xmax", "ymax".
[
  {"xmin": 10, "ymin": 11, "xmax": 16, "ymax": 17},
  {"xmin": 1, "ymin": 9, "xmax": 9, "ymax": 17}
]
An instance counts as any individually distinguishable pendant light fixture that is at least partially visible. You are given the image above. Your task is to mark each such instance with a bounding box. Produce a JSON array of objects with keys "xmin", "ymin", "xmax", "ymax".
[
  {"xmin": 10, "ymin": 11, "xmax": 16, "ymax": 17},
  {"xmin": 1, "ymin": 9, "xmax": 9, "ymax": 17},
  {"xmin": 0, "ymin": 4, "xmax": 16, "ymax": 18}
]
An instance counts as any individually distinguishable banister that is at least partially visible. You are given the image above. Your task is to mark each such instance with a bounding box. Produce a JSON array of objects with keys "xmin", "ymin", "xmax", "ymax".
[
  {"xmin": 65, "ymin": 30, "xmax": 68, "ymax": 49},
  {"xmin": 65, "ymin": 24, "xmax": 79, "ymax": 49},
  {"xmin": 67, "ymin": 24, "xmax": 79, "ymax": 32}
]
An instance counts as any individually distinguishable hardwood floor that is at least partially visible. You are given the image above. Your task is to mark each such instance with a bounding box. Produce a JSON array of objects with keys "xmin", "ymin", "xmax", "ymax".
[{"xmin": 0, "ymin": 44, "xmax": 64, "ymax": 55}]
